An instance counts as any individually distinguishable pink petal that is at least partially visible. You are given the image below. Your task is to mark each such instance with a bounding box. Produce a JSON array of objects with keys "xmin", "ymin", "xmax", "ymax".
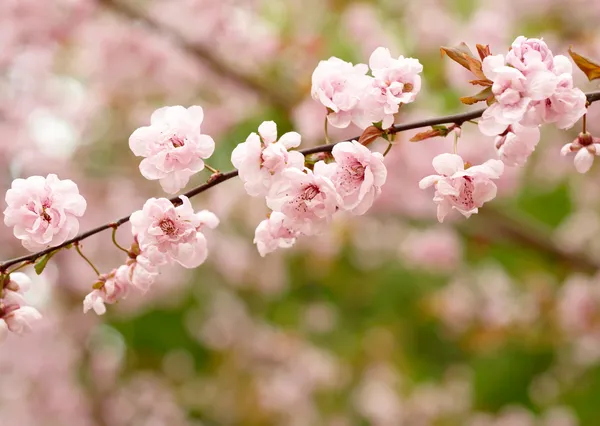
[
  {"xmin": 432, "ymin": 153, "xmax": 464, "ymax": 176},
  {"xmin": 574, "ymin": 149, "xmax": 594, "ymax": 173}
]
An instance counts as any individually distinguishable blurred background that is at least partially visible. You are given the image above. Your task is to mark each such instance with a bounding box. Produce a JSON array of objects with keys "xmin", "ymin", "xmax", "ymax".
[{"xmin": 2, "ymin": 0, "xmax": 600, "ymax": 425}]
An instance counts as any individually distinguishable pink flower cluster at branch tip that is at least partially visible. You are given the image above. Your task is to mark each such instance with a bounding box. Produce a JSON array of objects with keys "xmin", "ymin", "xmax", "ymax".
[
  {"xmin": 3, "ymin": 174, "xmax": 87, "ymax": 252},
  {"xmin": 231, "ymin": 121, "xmax": 305, "ymax": 197},
  {"xmin": 419, "ymin": 153, "xmax": 504, "ymax": 223},
  {"xmin": 129, "ymin": 106, "xmax": 216, "ymax": 194},
  {"xmin": 0, "ymin": 273, "xmax": 42, "ymax": 342},
  {"xmin": 478, "ymin": 36, "xmax": 587, "ymax": 168},
  {"xmin": 311, "ymin": 47, "xmax": 422, "ymax": 130}
]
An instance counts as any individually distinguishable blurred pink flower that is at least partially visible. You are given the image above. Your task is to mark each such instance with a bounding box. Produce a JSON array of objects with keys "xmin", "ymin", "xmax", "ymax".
[
  {"xmin": 129, "ymin": 105, "xmax": 215, "ymax": 194},
  {"xmin": 231, "ymin": 121, "xmax": 305, "ymax": 197},
  {"xmin": 4, "ymin": 174, "xmax": 86, "ymax": 251},
  {"xmin": 419, "ymin": 154, "xmax": 504, "ymax": 222},
  {"xmin": 369, "ymin": 46, "xmax": 423, "ymax": 107},
  {"xmin": 130, "ymin": 196, "xmax": 218, "ymax": 268},
  {"xmin": 329, "ymin": 141, "xmax": 387, "ymax": 215}
]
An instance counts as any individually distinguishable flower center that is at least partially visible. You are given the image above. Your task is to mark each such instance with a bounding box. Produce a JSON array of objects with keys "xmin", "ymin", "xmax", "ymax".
[
  {"xmin": 159, "ymin": 218, "xmax": 177, "ymax": 236},
  {"xmin": 170, "ymin": 135, "xmax": 185, "ymax": 147},
  {"xmin": 450, "ymin": 177, "xmax": 475, "ymax": 210},
  {"xmin": 302, "ymin": 184, "xmax": 320, "ymax": 201}
]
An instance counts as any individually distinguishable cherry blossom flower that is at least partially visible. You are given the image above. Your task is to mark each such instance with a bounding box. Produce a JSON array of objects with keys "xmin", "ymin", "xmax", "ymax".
[
  {"xmin": 83, "ymin": 266, "xmax": 131, "ymax": 315},
  {"xmin": 266, "ymin": 163, "xmax": 342, "ymax": 235},
  {"xmin": 3, "ymin": 174, "xmax": 87, "ymax": 252},
  {"xmin": 506, "ymin": 36, "xmax": 554, "ymax": 72},
  {"xmin": 561, "ymin": 132, "xmax": 600, "ymax": 173},
  {"xmin": 0, "ymin": 281, "xmax": 42, "ymax": 341},
  {"xmin": 327, "ymin": 141, "xmax": 387, "ymax": 215},
  {"xmin": 231, "ymin": 121, "xmax": 305, "ymax": 197},
  {"xmin": 254, "ymin": 212, "xmax": 300, "ymax": 257},
  {"xmin": 130, "ymin": 196, "xmax": 219, "ymax": 268},
  {"xmin": 366, "ymin": 47, "xmax": 423, "ymax": 127},
  {"xmin": 311, "ymin": 57, "xmax": 371, "ymax": 129},
  {"xmin": 492, "ymin": 124, "xmax": 540, "ymax": 167},
  {"xmin": 419, "ymin": 153, "xmax": 504, "ymax": 222},
  {"xmin": 129, "ymin": 105, "xmax": 215, "ymax": 194}
]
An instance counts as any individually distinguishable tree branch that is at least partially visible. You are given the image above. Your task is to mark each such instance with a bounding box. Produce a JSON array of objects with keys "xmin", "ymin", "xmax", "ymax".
[
  {"xmin": 2, "ymin": 90, "xmax": 600, "ymax": 272},
  {"xmin": 95, "ymin": 0, "xmax": 298, "ymax": 112}
]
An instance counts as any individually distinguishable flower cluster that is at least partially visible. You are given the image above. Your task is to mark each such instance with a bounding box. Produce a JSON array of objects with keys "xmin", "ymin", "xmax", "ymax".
[
  {"xmin": 311, "ymin": 47, "xmax": 423, "ymax": 130},
  {"xmin": 4, "ymin": 174, "xmax": 87, "ymax": 252},
  {"xmin": 478, "ymin": 36, "xmax": 587, "ymax": 166},
  {"xmin": 129, "ymin": 106, "xmax": 216, "ymax": 194},
  {"xmin": 231, "ymin": 122, "xmax": 387, "ymax": 256},
  {"xmin": 0, "ymin": 273, "xmax": 42, "ymax": 341},
  {"xmin": 83, "ymin": 196, "xmax": 219, "ymax": 315}
]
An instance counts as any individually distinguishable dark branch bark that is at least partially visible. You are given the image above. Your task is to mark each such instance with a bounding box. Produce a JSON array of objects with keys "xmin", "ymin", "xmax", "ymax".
[{"xmin": 2, "ymin": 90, "xmax": 600, "ymax": 272}]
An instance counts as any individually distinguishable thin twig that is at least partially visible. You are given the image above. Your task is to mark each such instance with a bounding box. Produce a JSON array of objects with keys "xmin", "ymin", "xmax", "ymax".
[
  {"xmin": 75, "ymin": 243, "xmax": 100, "ymax": 276},
  {"xmin": 111, "ymin": 225, "xmax": 129, "ymax": 254},
  {"xmin": 1, "ymin": 90, "xmax": 599, "ymax": 271}
]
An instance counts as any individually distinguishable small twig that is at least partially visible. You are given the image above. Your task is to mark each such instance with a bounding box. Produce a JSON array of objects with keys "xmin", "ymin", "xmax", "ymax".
[
  {"xmin": 205, "ymin": 164, "xmax": 219, "ymax": 174},
  {"xmin": 324, "ymin": 116, "xmax": 331, "ymax": 144},
  {"xmin": 74, "ymin": 243, "xmax": 100, "ymax": 276},
  {"xmin": 110, "ymin": 225, "xmax": 129, "ymax": 254}
]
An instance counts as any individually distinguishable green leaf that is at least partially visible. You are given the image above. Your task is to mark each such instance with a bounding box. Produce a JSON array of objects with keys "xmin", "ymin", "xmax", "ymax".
[
  {"xmin": 569, "ymin": 47, "xmax": 600, "ymax": 81},
  {"xmin": 34, "ymin": 251, "xmax": 57, "ymax": 275}
]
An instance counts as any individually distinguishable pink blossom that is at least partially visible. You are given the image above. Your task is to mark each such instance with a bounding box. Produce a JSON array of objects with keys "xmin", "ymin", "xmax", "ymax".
[
  {"xmin": 4, "ymin": 174, "xmax": 87, "ymax": 252},
  {"xmin": 0, "ymin": 284, "xmax": 42, "ymax": 339},
  {"xmin": 368, "ymin": 46, "xmax": 422, "ymax": 114},
  {"xmin": 254, "ymin": 212, "xmax": 299, "ymax": 257},
  {"xmin": 130, "ymin": 196, "xmax": 219, "ymax": 268},
  {"xmin": 311, "ymin": 57, "xmax": 371, "ymax": 129},
  {"xmin": 231, "ymin": 121, "xmax": 305, "ymax": 197},
  {"xmin": 479, "ymin": 53, "xmax": 557, "ymax": 134},
  {"xmin": 561, "ymin": 132, "xmax": 600, "ymax": 174},
  {"xmin": 129, "ymin": 105, "xmax": 215, "ymax": 194},
  {"xmin": 528, "ymin": 74, "xmax": 587, "ymax": 130},
  {"xmin": 5, "ymin": 272, "xmax": 32, "ymax": 294},
  {"xmin": 266, "ymin": 163, "xmax": 342, "ymax": 235},
  {"xmin": 122, "ymin": 252, "xmax": 159, "ymax": 293},
  {"xmin": 506, "ymin": 36, "xmax": 554, "ymax": 72},
  {"xmin": 328, "ymin": 141, "xmax": 387, "ymax": 215},
  {"xmin": 493, "ymin": 124, "xmax": 540, "ymax": 167},
  {"xmin": 83, "ymin": 266, "xmax": 131, "ymax": 315},
  {"xmin": 419, "ymin": 154, "xmax": 504, "ymax": 222}
]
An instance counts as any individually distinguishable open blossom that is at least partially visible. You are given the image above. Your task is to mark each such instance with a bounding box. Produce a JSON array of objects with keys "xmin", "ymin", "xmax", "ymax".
[
  {"xmin": 419, "ymin": 154, "xmax": 504, "ymax": 222},
  {"xmin": 254, "ymin": 212, "xmax": 300, "ymax": 257},
  {"xmin": 364, "ymin": 47, "xmax": 423, "ymax": 128},
  {"xmin": 130, "ymin": 196, "xmax": 219, "ymax": 268},
  {"xmin": 506, "ymin": 36, "xmax": 554, "ymax": 72},
  {"xmin": 327, "ymin": 141, "xmax": 387, "ymax": 215},
  {"xmin": 311, "ymin": 57, "xmax": 371, "ymax": 129},
  {"xmin": 83, "ymin": 266, "xmax": 131, "ymax": 315},
  {"xmin": 129, "ymin": 105, "xmax": 215, "ymax": 194},
  {"xmin": 266, "ymin": 163, "xmax": 342, "ymax": 235},
  {"xmin": 561, "ymin": 132, "xmax": 600, "ymax": 174},
  {"xmin": 231, "ymin": 121, "xmax": 305, "ymax": 197},
  {"xmin": 493, "ymin": 124, "xmax": 540, "ymax": 167},
  {"xmin": 0, "ymin": 275, "xmax": 42, "ymax": 342},
  {"xmin": 123, "ymin": 248, "xmax": 160, "ymax": 293},
  {"xmin": 478, "ymin": 54, "xmax": 557, "ymax": 135},
  {"xmin": 4, "ymin": 174, "xmax": 87, "ymax": 252}
]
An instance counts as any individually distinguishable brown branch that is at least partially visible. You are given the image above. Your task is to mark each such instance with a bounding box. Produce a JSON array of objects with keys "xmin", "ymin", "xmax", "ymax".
[
  {"xmin": 95, "ymin": 0, "xmax": 298, "ymax": 112},
  {"xmin": 2, "ymin": 90, "xmax": 600, "ymax": 272}
]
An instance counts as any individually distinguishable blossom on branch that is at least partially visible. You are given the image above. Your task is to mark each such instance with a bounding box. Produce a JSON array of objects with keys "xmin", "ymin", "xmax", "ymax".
[
  {"xmin": 130, "ymin": 196, "xmax": 219, "ymax": 268},
  {"xmin": 0, "ymin": 273, "xmax": 41, "ymax": 341},
  {"xmin": 254, "ymin": 212, "xmax": 300, "ymax": 257},
  {"xmin": 561, "ymin": 132, "xmax": 600, "ymax": 174},
  {"xmin": 327, "ymin": 141, "xmax": 387, "ymax": 215},
  {"xmin": 231, "ymin": 121, "xmax": 305, "ymax": 197},
  {"xmin": 3, "ymin": 174, "xmax": 87, "ymax": 252},
  {"xmin": 129, "ymin": 105, "xmax": 215, "ymax": 194},
  {"xmin": 419, "ymin": 153, "xmax": 504, "ymax": 222}
]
